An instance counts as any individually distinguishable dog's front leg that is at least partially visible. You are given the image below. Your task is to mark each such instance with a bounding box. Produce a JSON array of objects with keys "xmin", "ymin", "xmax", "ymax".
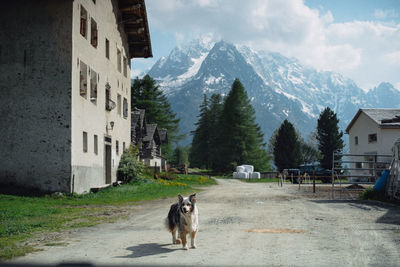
[
  {"xmin": 190, "ymin": 231, "xmax": 197, "ymax": 248},
  {"xmin": 180, "ymin": 231, "xmax": 189, "ymax": 250},
  {"xmin": 172, "ymin": 227, "xmax": 177, "ymax": 244}
]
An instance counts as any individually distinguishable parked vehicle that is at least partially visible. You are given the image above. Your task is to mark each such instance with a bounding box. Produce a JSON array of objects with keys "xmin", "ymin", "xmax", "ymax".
[
  {"xmin": 299, "ymin": 165, "xmax": 332, "ymax": 183},
  {"xmin": 282, "ymin": 168, "xmax": 302, "ymax": 184}
]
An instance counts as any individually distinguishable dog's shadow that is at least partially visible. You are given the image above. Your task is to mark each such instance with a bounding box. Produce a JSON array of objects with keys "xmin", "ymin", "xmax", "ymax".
[{"xmin": 116, "ymin": 243, "xmax": 176, "ymax": 258}]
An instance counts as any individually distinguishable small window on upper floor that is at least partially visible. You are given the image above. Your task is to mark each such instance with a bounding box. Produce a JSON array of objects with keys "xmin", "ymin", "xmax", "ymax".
[
  {"xmin": 90, "ymin": 18, "xmax": 98, "ymax": 48},
  {"xmin": 368, "ymin": 133, "xmax": 377, "ymax": 143},
  {"xmin": 117, "ymin": 94, "xmax": 121, "ymax": 116},
  {"xmin": 123, "ymin": 97, "xmax": 128, "ymax": 119},
  {"xmin": 116, "ymin": 140, "xmax": 119, "ymax": 155},
  {"xmin": 83, "ymin": 131, "xmax": 88, "ymax": 153},
  {"xmin": 80, "ymin": 6, "xmax": 88, "ymax": 38},
  {"xmin": 123, "ymin": 56, "xmax": 128, "ymax": 77},
  {"xmin": 90, "ymin": 68, "xmax": 97, "ymax": 102},
  {"xmin": 79, "ymin": 60, "xmax": 88, "ymax": 98},
  {"xmin": 105, "ymin": 38, "xmax": 110, "ymax": 59},
  {"xmin": 117, "ymin": 49, "xmax": 121, "ymax": 73},
  {"xmin": 123, "ymin": 142, "xmax": 126, "ymax": 152},
  {"xmin": 355, "ymin": 136, "xmax": 358, "ymax": 145}
]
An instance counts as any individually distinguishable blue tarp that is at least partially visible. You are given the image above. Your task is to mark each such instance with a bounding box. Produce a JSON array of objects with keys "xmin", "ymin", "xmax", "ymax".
[{"xmin": 374, "ymin": 170, "xmax": 389, "ymax": 191}]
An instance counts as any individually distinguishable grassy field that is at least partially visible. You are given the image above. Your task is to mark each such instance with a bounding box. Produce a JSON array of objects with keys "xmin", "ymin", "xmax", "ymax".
[{"xmin": 0, "ymin": 174, "xmax": 216, "ymax": 260}]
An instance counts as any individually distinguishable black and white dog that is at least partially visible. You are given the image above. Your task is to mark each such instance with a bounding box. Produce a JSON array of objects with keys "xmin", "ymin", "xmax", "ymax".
[{"xmin": 165, "ymin": 193, "xmax": 198, "ymax": 250}]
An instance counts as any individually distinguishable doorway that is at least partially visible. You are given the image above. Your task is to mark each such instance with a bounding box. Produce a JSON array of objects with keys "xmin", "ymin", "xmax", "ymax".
[{"xmin": 105, "ymin": 144, "xmax": 112, "ymax": 184}]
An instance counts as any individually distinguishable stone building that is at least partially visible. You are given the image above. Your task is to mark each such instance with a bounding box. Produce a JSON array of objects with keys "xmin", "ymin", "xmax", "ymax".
[{"xmin": 0, "ymin": 0, "xmax": 152, "ymax": 193}]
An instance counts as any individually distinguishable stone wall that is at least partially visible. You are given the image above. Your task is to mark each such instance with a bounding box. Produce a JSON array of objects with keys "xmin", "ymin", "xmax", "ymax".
[{"xmin": 0, "ymin": 0, "xmax": 73, "ymax": 192}]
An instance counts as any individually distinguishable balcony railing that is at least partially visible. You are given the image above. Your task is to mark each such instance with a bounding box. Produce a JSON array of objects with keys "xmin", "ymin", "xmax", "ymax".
[{"xmin": 106, "ymin": 98, "xmax": 116, "ymax": 111}]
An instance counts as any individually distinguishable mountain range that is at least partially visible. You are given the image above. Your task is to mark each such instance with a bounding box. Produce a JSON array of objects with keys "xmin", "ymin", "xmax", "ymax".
[{"xmin": 146, "ymin": 39, "xmax": 400, "ymax": 145}]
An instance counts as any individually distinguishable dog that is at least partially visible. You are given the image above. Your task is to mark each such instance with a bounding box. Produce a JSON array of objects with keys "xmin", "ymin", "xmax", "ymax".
[{"xmin": 165, "ymin": 193, "xmax": 198, "ymax": 250}]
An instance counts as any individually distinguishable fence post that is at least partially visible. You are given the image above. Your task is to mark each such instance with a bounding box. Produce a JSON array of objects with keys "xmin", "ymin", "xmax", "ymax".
[{"xmin": 313, "ymin": 170, "xmax": 316, "ymax": 193}]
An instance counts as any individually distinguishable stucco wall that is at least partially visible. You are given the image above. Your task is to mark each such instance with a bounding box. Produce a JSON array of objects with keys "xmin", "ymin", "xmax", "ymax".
[
  {"xmin": 0, "ymin": 1, "xmax": 73, "ymax": 192},
  {"xmin": 348, "ymin": 112, "xmax": 397, "ymax": 174},
  {"xmin": 348, "ymin": 112, "xmax": 380, "ymax": 156},
  {"xmin": 71, "ymin": 0, "xmax": 132, "ymax": 193}
]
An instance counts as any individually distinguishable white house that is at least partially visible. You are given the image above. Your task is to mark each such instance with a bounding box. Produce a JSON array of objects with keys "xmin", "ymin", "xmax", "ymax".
[
  {"xmin": 0, "ymin": 0, "xmax": 152, "ymax": 194},
  {"xmin": 346, "ymin": 109, "xmax": 400, "ymax": 174}
]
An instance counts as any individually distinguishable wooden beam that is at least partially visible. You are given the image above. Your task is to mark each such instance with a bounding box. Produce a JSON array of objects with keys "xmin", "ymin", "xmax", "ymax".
[{"xmin": 120, "ymin": 4, "xmax": 141, "ymax": 12}]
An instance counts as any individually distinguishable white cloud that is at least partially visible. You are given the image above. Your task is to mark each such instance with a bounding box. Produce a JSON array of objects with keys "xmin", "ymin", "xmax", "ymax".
[
  {"xmin": 383, "ymin": 51, "xmax": 400, "ymax": 65},
  {"xmin": 146, "ymin": 0, "xmax": 400, "ymax": 90},
  {"xmin": 374, "ymin": 9, "xmax": 398, "ymax": 19}
]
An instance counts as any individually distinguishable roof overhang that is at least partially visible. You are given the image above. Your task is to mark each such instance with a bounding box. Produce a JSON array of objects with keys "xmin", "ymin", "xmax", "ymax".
[
  {"xmin": 118, "ymin": 0, "xmax": 152, "ymax": 58},
  {"xmin": 345, "ymin": 109, "xmax": 362, "ymax": 134}
]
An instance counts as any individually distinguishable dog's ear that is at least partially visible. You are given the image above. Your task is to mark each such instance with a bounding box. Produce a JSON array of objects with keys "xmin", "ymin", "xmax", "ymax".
[
  {"xmin": 178, "ymin": 194, "xmax": 183, "ymax": 204},
  {"xmin": 189, "ymin": 193, "xmax": 196, "ymax": 204}
]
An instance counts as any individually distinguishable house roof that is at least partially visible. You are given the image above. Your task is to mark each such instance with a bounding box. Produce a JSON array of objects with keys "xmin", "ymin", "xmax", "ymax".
[
  {"xmin": 131, "ymin": 107, "xmax": 145, "ymax": 128},
  {"xmin": 118, "ymin": 0, "xmax": 152, "ymax": 58},
  {"xmin": 346, "ymin": 108, "xmax": 400, "ymax": 133},
  {"xmin": 143, "ymin": 124, "xmax": 158, "ymax": 142}
]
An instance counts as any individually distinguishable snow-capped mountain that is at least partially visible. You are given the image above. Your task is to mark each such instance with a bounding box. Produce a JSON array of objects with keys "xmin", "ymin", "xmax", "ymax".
[{"xmin": 147, "ymin": 39, "xmax": 400, "ymax": 145}]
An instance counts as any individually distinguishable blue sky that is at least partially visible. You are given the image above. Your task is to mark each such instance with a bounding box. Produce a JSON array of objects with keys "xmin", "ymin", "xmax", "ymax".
[{"xmin": 132, "ymin": 0, "xmax": 400, "ymax": 91}]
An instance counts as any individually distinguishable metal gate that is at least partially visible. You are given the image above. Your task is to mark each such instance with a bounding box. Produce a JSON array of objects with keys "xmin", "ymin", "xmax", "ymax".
[{"xmin": 331, "ymin": 152, "xmax": 392, "ymax": 199}]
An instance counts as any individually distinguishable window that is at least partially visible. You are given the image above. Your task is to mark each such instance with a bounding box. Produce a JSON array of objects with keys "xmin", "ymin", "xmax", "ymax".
[
  {"xmin": 117, "ymin": 94, "xmax": 121, "ymax": 116},
  {"xmin": 123, "ymin": 142, "xmax": 126, "ymax": 152},
  {"xmin": 123, "ymin": 56, "xmax": 128, "ymax": 77},
  {"xmin": 80, "ymin": 6, "xmax": 87, "ymax": 38},
  {"xmin": 355, "ymin": 136, "xmax": 358, "ymax": 145},
  {"xmin": 356, "ymin": 162, "xmax": 362, "ymax": 168},
  {"xmin": 79, "ymin": 61, "xmax": 88, "ymax": 97},
  {"xmin": 90, "ymin": 18, "xmax": 98, "ymax": 48},
  {"xmin": 123, "ymin": 98, "xmax": 128, "ymax": 119},
  {"xmin": 116, "ymin": 140, "xmax": 119, "ymax": 155},
  {"xmin": 94, "ymin": 134, "xmax": 98, "ymax": 154},
  {"xmin": 90, "ymin": 68, "xmax": 97, "ymax": 101},
  {"xmin": 83, "ymin": 132, "xmax": 88, "ymax": 153},
  {"xmin": 105, "ymin": 84, "xmax": 111, "ymax": 110},
  {"xmin": 105, "ymin": 83, "xmax": 115, "ymax": 111},
  {"xmin": 368, "ymin": 133, "xmax": 377, "ymax": 143},
  {"xmin": 105, "ymin": 38, "xmax": 109, "ymax": 59},
  {"xmin": 117, "ymin": 49, "xmax": 121, "ymax": 72}
]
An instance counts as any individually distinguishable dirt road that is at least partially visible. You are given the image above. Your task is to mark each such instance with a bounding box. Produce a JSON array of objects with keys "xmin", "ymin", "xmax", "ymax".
[{"xmin": 11, "ymin": 179, "xmax": 400, "ymax": 266}]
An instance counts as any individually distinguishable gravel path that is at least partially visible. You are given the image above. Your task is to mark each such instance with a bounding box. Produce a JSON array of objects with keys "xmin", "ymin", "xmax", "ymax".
[{"xmin": 10, "ymin": 179, "xmax": 400, "ymax": 266}]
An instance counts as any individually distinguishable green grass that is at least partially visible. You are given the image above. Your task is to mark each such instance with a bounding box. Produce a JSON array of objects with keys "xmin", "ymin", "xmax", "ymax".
[{"xmin": 0, "ymin": 174, "xmax": 215, "ymax": 260}]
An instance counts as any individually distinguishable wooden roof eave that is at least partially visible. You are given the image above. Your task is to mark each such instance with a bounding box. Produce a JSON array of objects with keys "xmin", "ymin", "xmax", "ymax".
[{"xmin": 118, "ymin": 0, "xmax": 152, "ymax": 59}]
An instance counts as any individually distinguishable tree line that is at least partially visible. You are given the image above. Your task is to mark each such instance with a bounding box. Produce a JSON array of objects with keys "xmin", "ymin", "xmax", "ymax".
[
  {"xmin": 131, "ymin": 75, "xmax": 344, "ymax": 173},
  {"xmin": 189, "ymin": 79, "xmax": 271, "ymax": 172},
  {"xmin": 272, "ymin": 107, "xmax": 344, "ymax": 172}
]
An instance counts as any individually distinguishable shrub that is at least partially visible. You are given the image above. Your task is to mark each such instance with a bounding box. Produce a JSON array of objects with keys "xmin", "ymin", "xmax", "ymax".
[
  {"xmin": 117, "ymin": 145, "xmax": 145, "ymax": 183},
  {"xmin": 168, "ymin": 168, "xmax": 180, "ymax": 174},
  {"xmin": 360, "ymin": 188, "xmax": 384, "ymax": 200},
  {"xmin": 158, "ymin": 172, "xmax": 178, "ymax": 180}
]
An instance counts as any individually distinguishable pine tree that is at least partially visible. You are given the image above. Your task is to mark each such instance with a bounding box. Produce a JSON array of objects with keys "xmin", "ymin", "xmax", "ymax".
[
  {"xmin": 208, "ymin": 94, "xmax": 224, "ymax": 169},
  {"xmin": 131, "ymin": 75, "xmax": 181, "ymax": 158},
  {"xmin": 215, "ymin": 79, "xmax": 271, "ymax": 171},
  {"xmin": 171, "ymin": 146, "xmax": 190, "ymax": 167},
  {"xmin": 273, "ymin": 119, "xmax": 301, "ymax": 172},
  {"xmin": 189, "ymin": 94, "xmax": 210, "ymax": 168},
  {"xmin": 316, "ymin": 107, "xmax": 344, "ymax": 170}
]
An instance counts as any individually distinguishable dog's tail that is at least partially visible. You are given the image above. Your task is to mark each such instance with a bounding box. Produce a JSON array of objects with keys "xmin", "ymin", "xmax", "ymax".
[{"xmin": 164, "ymin": 217, "xmax": 172, "ymax": 232}]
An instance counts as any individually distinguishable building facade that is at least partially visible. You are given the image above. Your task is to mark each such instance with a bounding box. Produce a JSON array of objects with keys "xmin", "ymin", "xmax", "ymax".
[
  {"xmin": 346, "ymin": 109, "xmax": 400, "ymax": 174},
  {"xmin": 0, "ymin": 0, "xmax": 152, "ymax": 193}
]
